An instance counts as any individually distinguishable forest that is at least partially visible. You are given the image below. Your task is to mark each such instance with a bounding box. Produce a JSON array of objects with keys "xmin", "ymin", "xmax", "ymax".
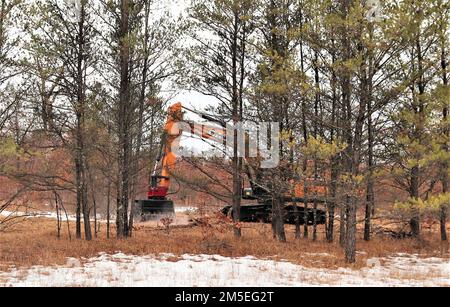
[{"xmin": 0, "ymin": 0, "xmax": 449, "ymax": 286}]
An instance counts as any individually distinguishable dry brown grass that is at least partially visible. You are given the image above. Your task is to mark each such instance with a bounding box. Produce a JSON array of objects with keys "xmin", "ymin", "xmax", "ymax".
[{"xmin": 0, "ymin": 216, "xmax": 448, "ymax": 271}]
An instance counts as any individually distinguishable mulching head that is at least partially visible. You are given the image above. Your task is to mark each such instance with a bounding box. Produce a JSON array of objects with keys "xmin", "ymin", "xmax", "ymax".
[{"xmin": 134, "ymin": 199, "xmax": 175, "ymax": 222}]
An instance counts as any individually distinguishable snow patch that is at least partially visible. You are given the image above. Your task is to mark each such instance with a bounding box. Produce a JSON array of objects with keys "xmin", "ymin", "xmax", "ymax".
[
  {"xmin": 175, "ymin": 206, "xmax": 198, "ymax": 214},
  {"xmin": 1, "ymin": 253, "xmax": 448, "ymax": 287},
  {"xmin": 0, "ymin": 210, "xmax": 78, "ymax": 221}
]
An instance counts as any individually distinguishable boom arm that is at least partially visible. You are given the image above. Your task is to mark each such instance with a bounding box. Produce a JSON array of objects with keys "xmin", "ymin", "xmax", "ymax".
[
  {"xmin": 149, "ymin": 102, "xmax": 253, "ymax": 199},
  {"xmin": 149, "ymin": 102, "xmax": 228, "ymax": 199},
  {"xmin": 149, "ymin": 102, "xmax": 326, "ymax": 202},
  {"xmin": 139, "ymin": 102, "xmax": 327, "ymax": 223}
]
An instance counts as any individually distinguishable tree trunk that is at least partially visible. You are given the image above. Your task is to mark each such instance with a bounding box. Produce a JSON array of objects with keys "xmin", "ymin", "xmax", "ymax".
[
  {"xmin": 326, "ymin": 201, "xmax": 335, "ymax": 242},
  {"xmin": 410, "ymin": 165, "xmax": 421, "ymax": 238},
  {"xmin": 107, "ymin": 181, "xmax": 111, "ymax": 239},
  {"xmin": 231, "ymin": 9, "xmax": 242, "ymax": 238},
  {"xmin": 93, "ymin": 193, "xmax": 97, "ymax": 238},
  {"xmin": 313, "ymin": 50, "xmax": 320, "ymax": 242},
  {"xmin": 298, "ymin": 6, "xmax": 308, "ymax": 146},
  {"xmin": 364, "ymin": 180, "xmax": 374, "ymax": 241},
  {"xmin": 75, "ymin": 159, "xmax": 82, "ymax": 239},
  {"xmin": 345, "ymin": 196, "xmax": 357, "ymax": 263},
  {"xmin": 117, "ymin": 0, "xmax": 131, "ymax": 239},
  {"xmin": 55, "ymin": 191, "xmax": 61, "ymax": 239},
  {"xmin": 87, "ymin": 163, "xmax": 98, "ymax": 238},
  {"xmin": 328, "ymin": 158, "xmax": 338, "ymax": 242},
  {"xmin": 409, "ymin": 35, "xmax": 427, "ymax": 239},
  {"xmin": 441, "ymin": 171, "xmax": 448, "ymax": 242},
  {"xmin": 339, "ymin": 204, "xmax": 346, "ymax": 247},
  {"xmin": 76, "ymin": 2, "xmax": 91, "ymax": 241},
  {"xmin": 313, "ymin": 200, "xmax": 318, "ymax": 242},
  {"xmin": 327, "ymin": 50, "xmax": 338, "ymax": 243},
  {"xmin": 303, "ymin": 201, "xmax": 309, "ymax": 238},
  {"xmin": 364, "ymin": 63, "xmax": 375, "ymax": 242},
  {"xmin": 273, "ymin": 196, "xmax": 286, "ymax": 242},
  {"xmin": 232, "ymin": 150, "xmax": 242, "ymax": 238},
  {"xmin": 440, "ymin": 42, "xmax": 448, "ymax": 242},
  {"xmin": 271, "ymin": 206, "xmax": 277, "ymax": 239},
  {"xmin": 0, "ymin": 1, "xmax": 4, "ymax": 54},
  {"xmin": 82, "ymin": 178, "xmax": 91, "ymax": 241},
  {"xmin": 129, "ymin": 0, "xmax": 151, "ymax": 237},
  {"xmin": 294, "ymin": 202, "xmax": 301, "ymax": 239}
]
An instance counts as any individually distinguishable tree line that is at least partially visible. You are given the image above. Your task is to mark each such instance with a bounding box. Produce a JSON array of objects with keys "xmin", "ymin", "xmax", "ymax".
[{"xmin": 178, "ymin": 0, "xmax": 448, "ymax": 263}]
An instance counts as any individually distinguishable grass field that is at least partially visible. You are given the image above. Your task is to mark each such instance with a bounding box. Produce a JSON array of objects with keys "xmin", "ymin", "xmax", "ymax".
[{"xmin": 1, "ymin": 215, "xmax": 448, "ymax": 269}]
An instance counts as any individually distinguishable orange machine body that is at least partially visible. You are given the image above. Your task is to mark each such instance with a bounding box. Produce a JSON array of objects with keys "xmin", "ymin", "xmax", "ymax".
[{"xmin": 148, "ymin": 103, "xmax": 183, "ymax": 199}]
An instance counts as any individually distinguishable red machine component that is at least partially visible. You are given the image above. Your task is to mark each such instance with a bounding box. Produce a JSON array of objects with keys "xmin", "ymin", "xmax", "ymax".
[{"xmin": 148, "ymin": 186, "xmax": 169, "ymax": 199}]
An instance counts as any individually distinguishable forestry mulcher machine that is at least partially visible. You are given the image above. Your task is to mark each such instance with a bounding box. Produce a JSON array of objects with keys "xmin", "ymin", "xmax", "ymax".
[{"xmin": 135, "ymin": 102, "xmax": 327, "ymax": 225}]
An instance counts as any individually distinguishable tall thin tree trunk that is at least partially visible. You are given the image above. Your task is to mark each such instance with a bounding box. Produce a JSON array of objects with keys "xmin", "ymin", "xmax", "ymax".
[
  {"xmin": 364, "ymin": 84, "xmax": 375, "ymax": 241},
  {"xmin": 75, "ymin": 159, "xmax": 82, "ymax": 239},
  {"xmin": 313, "ymin": 200, "xmax": 318, "ymax": 241},
  {"xmin": 117, "ymin": 0, "xmax": 131, "ymax": 238},
  {"xmin": 339, "ymin": 203, "xmax": 346, "ymax": 247},
  {"xmin": 410, "ymin": 36, "xmax": 427, "ymax": 239},
  {"xmin": 0, "ymin": 1, "xmax": 5, "ymax": 54},
  {"xmin": 440, "ymin": 43, "xmax": 448, "ymax": 242},
  {"xmin": 231, "ymin": 9, "xmax": 242, "ymax": 238},
  {"xmin": 271, "ymin": 201, "xmax": 277, "ymax": 239},
  {"xmin": 107, "ymin": 180, "xmax": 111, "ymax": 239},
  {"xmin": 294, "ymin": 202, "xmax": 301, "ymax": 239},
  {"xmin": 304, "ymin": 201, "xmax": 309, "ymax": 238},
  {"xmin": 312, "ymin": 50, "xmax": 320, "ymax": 242},
  {"xmin": 76, "ymin": 1, "xmax": 91, "ymax": 241},
  {"xmin": 345, "ymin": 196, "xmax": 357, "ymax": 263},
  {"xmin": 273, "ymin": 196, "xmax": 286, "ymax": 242},
  {"xmin": 327, "ymin": 46, "xmax": 338, "ymax": 243},
  {"xmin": 364, "ymin": 62, "xmax": 375, "ymax": 241},
  {"xmin": 364, "ymin": 176, "xmax": 374, "ymax": 241},
  {"xmin": 55, "ymin": 191, "xmax": 61, "ymax": 239},
  {"xmin": 326, "ymin": 200, "xmax": 335, "ymax": 242},
  {"xmin": 81, "ymin": 147, "xmax": 91, "ymax": 241},
  {"xmin": 328, "ymin": 148, "xmax": 339, "ymax": 243},
  {"xmin": 410, "ymin": 165, "xmax": 421, "ymax": 238},
  {"xmin": 129, "ymin": 0, "xmax": 151, "ymax": 237},
  {"xmin": 87, "ymin": 163, "xmax": 98, "ymax": 238},
  {"xmin": 93, "ymin": 195, "xmax": 98, "ymax": 238}
]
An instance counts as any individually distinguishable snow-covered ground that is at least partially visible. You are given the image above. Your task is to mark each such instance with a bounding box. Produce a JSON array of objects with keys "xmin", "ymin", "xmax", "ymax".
[
  {"xmin": 1, "ymin": 253, "xmax": 448, "ymax": 287},
  {"xmin": 1, "ymin": 205, "xmax": 197, "ymax": 222},
  {"xmin": 0, "ymin": 210, "xmax": 78, "ymax": 221},
  {"xmin": 175, "ymin": 206, "xmax": 198, "ymax": 214}
]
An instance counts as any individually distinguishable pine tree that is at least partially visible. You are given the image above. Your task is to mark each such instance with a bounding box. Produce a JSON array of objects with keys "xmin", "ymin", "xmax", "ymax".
[
  {"xmin": 248, "ymin": 0, "xmax": 308, "ymax": 242},
  {"xmin": 187, "ymin": 0, "xmax": 256, "ymax": 237},
  {"xmin": 23, "ymin": 0, "xmax": 97, "ymax": 240},
  {"xmin": 389, "ymin": 0, "xmax": 447, "ymax": 239},
  {"xmin": 97, "ymin": 0, "xmax": 182, "ymax": 238}
]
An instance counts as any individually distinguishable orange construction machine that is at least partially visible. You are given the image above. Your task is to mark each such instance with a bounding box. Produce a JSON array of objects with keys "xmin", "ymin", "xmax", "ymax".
[{"xmin": 135, "ymin": 102, "xmax": 327, "ymax": 224}]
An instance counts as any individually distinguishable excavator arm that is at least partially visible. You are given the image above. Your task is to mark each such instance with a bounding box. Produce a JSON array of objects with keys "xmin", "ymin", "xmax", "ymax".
[
  {"xmin": 136, "ymin": 102, "xmax": 327, "ymax": 223},
  {"xmin": 136, "ymin": 102, "xmax": 231, "ymax": 218},
  {"xmin": 148, "ymin": 103, "xmax": 227, "ymax": 199},
  {"xmin": 136, "ymin": 102, "xmax": 261, "ymax": 218}
]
